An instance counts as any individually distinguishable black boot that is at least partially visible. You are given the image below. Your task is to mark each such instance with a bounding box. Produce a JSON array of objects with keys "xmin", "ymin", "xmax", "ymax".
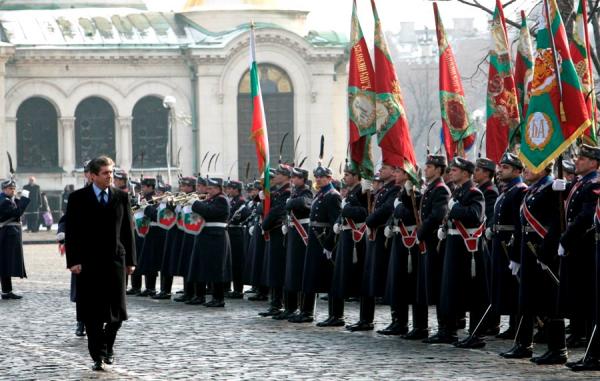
[
  {"xmin": 376, "ymin": 311, "xmax": 408, "ymax": 336},
  {"xmin": 75, "ymin": 321, "xmax": 85, "ymax": 337},
  {"xmin": 499, "ymin": 343, "xmax": 533, "ymax": 359},
  {"xmin": 530, "ymin": 349, "xmax": 568, "ymax": 365}
]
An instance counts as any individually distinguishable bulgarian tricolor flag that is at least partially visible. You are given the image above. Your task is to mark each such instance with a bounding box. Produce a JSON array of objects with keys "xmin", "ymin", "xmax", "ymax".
[
  {"xmin": 485, "ymin": 0, "xmax": 520, "ymax": 163},
  {"xmin": 520, "ymin": 0, "xmax": 590, "ymax": 172},
  {"xmin": 371, "ymin": 0, "xmax": 418, "ymax": 184},
  {"xmin": 249, "ymin": 25, "xmax": 271, "ymax": 217},
  {"xmin": 514, "ymin": 11, "xmax": 534, "ymax": 121},
  {"xmin": 570, "ymin": 0, "xmax": 597, "ymax": 145},
  {"xmin": 347, "ymin": 0, "xmax": 375, "ymax": 180},
  {"xmin": 433, "ymin": 2, "xmax": 475, "ymax": 160}
]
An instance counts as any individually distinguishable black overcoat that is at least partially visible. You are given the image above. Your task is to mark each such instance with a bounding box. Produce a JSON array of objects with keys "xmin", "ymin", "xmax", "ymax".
[
  {"xmin": 261, "ymin": 184, "xmax": 291, "ymax": 288},
  {"xmin": 283, "ymin": 185, "xmax": 313, "ymax": 292},
  {"xmin": 0, "ymin": 192, "xmax": 30, "ymax": 277}
]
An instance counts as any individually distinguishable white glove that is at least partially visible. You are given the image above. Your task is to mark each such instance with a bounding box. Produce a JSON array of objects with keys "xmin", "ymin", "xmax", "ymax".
[
  {"xmin": 56, "ymin": 232, "xmax": 65, "ymax": 242},
  {"xmin": 448, "ymin": 198, "xmax": 456, "ymax": 210},
  {"xmin": 485, "ymin": 227, "xmax": 493, "ymax": 240},
  {"xmin": 281, "ymin": 225, "xmax": 288, "ymax": 235},
  {"xmin": 249, "ymin": 225, "xmax": 255, "ymax": 236},
  {"xmin": 537, "ymin": 260, "xmax": 549, "ymax": 271},
  {"xmin": 508, "ymin": 260, "xmax": 521, "ymax": 276},
  {"xmin": 384, "ymin": 225, "xmax": 393, "ymax": 238},
  {"xmin": 437, "ymin": 227, "xmax": 446, "ymax": 240},
  {"xmin": 552, "ymin": 179, "xmax": 567, "ymax": 191},
  {"xmin": 415, "ymin": 237, "xmax": 420, "ymax": 245},
  {"xmin": 366, "ymin": 227, "xmax": 372, "ymax": 236},
  {"xmin": 323, "ymin": 249, "xmax": 333, "ymax": 260},
  {"xmin": 393, "ymin": 198, "xmax": 401, "ymax": 208},
  {"xmin": 558, "ymin": 244, "xmax": 566, "ymax": 256},
  {"xmin": 341, "ymin": 198, "xmax": 347, "ymax": 209},
  {"xmin": 259, "ymin": 191, "xmax": 265, "ymax": 200},
  {"xmin": 360, "ymin": 179, "xmax": 373, "ymax": 194},
  {"xmin": 21, "ymin": 189, "xmax": 30, "ymax": 199},
  {"xmin": 333, "ymin": 223, "xmax": 341, "ymax": 235},
  {"xmin": 404, "ymin": 180, "xmax": 414, "ymax": 193}
]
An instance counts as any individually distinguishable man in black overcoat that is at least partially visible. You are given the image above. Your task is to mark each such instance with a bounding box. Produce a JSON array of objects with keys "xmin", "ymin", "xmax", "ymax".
[
  {"xmin": 65, "ymin": 156, "xmax": 136, "ymax": 371},
  {"xmin": 23, "ymin": 176, "xmax": 41, "ymax": 232},
  {"xmin": 225, "ymin": 180, "xmax": 250, "ymax": 299}
]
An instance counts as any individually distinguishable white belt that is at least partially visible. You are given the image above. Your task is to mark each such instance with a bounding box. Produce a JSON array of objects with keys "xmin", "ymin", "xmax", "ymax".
[
  {"xmin": 341, "ymin": 222, "xmax": 365, "ymax": 230},
  {"xmin": 289, "ymin": 218, "xmax": 310, "ymax": 227},
  {"xmin": 150, "ymin": 222, "xmax": 159, "ymax": 227},
  {"xmin": 448, "ymin": 228, "xmax": 479, "ymax": 235},
  {"xmin": 392, "ymin": 225, "xmax": 416, "ymax": 233},
  {"xmin": 204, "ymin": 222, "xmax": 227, "ymax": 228},
  {"xmin": 0, "ymin": 222, "xmax": 21, "ymax": 227}
]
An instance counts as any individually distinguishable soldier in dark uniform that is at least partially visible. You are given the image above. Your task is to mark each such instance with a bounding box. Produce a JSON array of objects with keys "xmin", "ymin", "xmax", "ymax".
[
  {"xmin": 500, "ymin": 164, "xmax": 566, "ymax": 364},
  {"xmin": 417, "ymin": 155, "xmax": 450, "ymax": 342},
  {"xmin": 434, "ymin": 157, "xmax": 486, "ymax": 344},
  {"xmin": 289, "ymin": 165, "xmax": 341, "ymax": 323},
  {"xmin": 246, "ymin": 176, "xmax": 270, "ymax": 302},
  {"xmin": 346, "ymin": 163, "xmax": 399, "ymax": 331},
  {"xmin": 562, "ymin": 159, "xmax": 576, "ymax": 183},
  {"xmin": 0, "ymin": 179, "xmax": 30, "ymax": 299},
  {"xmin": 275, "ymin": 167, "xmax": 313, "ymax": 320},
  {"xmin": 225, "ymin": 180, "xmax": 250, "ymax": 299},
  {"xmin": 378, "ymin": 167, "xmax": 426, "ymax": 336},
  {"xmin": 241, "ymin": 181, "xmax": 262, "ymax": 297},
  {"xmin": 187, "ymin": 177, "xmax": 232, "ymax": 307},
  {"xmin": 557, "ymin": 145, "xmax": 600, "ymax": 356},
  {"xmin": 319, "ymin": 164, "xmax": 368, "ymax": 327},
  {"xmin": 259, "ymin": 165, "xmax": 292, "ymax": 317}
]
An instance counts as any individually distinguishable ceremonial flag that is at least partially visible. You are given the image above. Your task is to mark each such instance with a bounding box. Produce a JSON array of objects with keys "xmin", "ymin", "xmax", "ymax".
[
  {"xmin": 371, "ymin": 0, "xmax": 418, "ymax": 183},
  {"xmin": 520, "ymin": 0, "xmax": 590, "ymax": 172},
  {"xmin": 249, "ymin": 25, "xmax": 271, "ymax": 216},
  {"xmin": 514, "ymin": 10, "xmax": 534, "ymax": 120},
  {"xmin": 348, "ymin": 0, "xmax": 375, "ymax": 180},
  {"xmin": 485, "ymin": 0, "xmax": 520, "ymax": 163},
  {"xmin": 433, "ymin": 2, "xmax": 475, "ymax": 159},
  {"xmin": 570, "ymin": 0, "xmax": 597, "ymax": 144}
]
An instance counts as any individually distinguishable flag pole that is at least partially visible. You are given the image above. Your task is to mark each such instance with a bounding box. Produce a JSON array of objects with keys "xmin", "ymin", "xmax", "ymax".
[{"xmin": 543, "ymin": 0, "xmax": 566, "ymax": 122}]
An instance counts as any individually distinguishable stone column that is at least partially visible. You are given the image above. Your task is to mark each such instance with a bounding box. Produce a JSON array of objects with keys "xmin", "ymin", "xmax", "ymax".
[
  {"xmin": 0, "ymin": 44, "xmax": 15, "ymax": 177},
  {"xmin": 118, "ymin": 116, "xmax": 133, "ymax": 171},
  {"xmin": 59, "ymin": 117, "xmax": 76, "ymax": 172}
]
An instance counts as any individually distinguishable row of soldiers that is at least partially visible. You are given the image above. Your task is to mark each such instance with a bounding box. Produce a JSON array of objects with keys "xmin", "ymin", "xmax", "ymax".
[{"xmin": 119, "ymin": 145, "xmax": 600, "ymax": 372}]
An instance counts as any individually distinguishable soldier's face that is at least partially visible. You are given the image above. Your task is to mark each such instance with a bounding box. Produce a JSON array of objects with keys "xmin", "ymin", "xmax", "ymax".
[
  {"xmin": 114, "ymin": 178, "xmax": 126, "ymax": 189},
  {"xmin": 449, "ymin": 167, "xmax": 469, "ymax": 183},
  {"xmin": 575, "ymin": 156, "xmax": 599, "ymax": 175},
  {"xmin": 142, "ymin": 184, "xmax": 154, "ymax": 194},
  {"xmin": 473, "ymin": 167, "xmax": 490, "ymax": 184},
  {"xmin": 343, "ymin": 172, "xmax": 358, "ymax": 186},
  {"xmin": 315, "ymin": 176, "xmax": 330, "ymax": 188},
  {"xmin": 394, "ymin": 168, "xmax": 408, "ymax": 184},
  {"xmin": 3, "ymin": 186, "xmax": 15, "ymax": 197},
  {"xmin": 291, "ymin": 176, "xmax": 305, "ymax": 187},
  {"xmin": 523, "ymin": 168, "xmax": 543, "ymax": 183},
  {"xmin": 379, "ymin": 165, "xmax": 393, "ymax": 181},
  {"xmin": 424, "ymin": 164, "xmax": 439, "ymax": 180},
  {"xmin": 180, "ymin": 184, "xmax": 194, "ymax": 193},
  {"xmin": 91, "ymin": 165, "xmax": 113, "ymax": 189},
  {"xmin": 197, "ymin": 184, "xmax": 207, "ymax": 193}
]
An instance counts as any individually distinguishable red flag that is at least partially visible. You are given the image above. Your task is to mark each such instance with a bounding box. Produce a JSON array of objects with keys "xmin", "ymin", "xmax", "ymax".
[{"xmin": 514, "ymin": 10, "xmax": 534, "ymax": 120}]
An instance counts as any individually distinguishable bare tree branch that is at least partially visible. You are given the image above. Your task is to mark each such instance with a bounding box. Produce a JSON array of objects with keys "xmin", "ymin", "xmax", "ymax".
[{"xmin": 456, "ymin": 0, "xmax": 521, "ymax": 28}]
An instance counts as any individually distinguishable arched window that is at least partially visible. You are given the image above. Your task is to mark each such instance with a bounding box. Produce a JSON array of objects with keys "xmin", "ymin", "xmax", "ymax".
[
  {"xmin": 16, "ymin": 97, "xmax": 59, "ymax": 171},
  {"xmin": 75, "ymin": 97, "xmax": 116, "ymax": 165},
  {"xmin": 132, "ymin": 96, "xmax": 169, "ymax": 168},
  {"xmin": 237, "ymin": 64, "xmax": 294, "ymax": 179}
]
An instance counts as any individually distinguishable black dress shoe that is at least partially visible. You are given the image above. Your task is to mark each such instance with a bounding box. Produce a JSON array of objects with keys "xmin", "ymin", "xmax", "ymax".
[
  {"xmin": 137, "ymin": 289, "xmax": 156, "ymax": 297},
  {"xmin": 75, "ymin": 321, "xmax": 85, "ymax": 337},
  {"xmin": 320, "ymin": 294, "xmax": 329, "ymax": 301},
  {"xmin": 103, "ymin": 352, "xmax": 114, "ymax": 365},
  {"xmin": 244, "ymin": 287, "xmax": 257, "ymax": 294},
  {"xmin": 402, "ymin": 328, "xmax": 429, "ymax": 340},
  {"xmin": 345, "ymin": 320, "xmax": 374, "ymax": 332},
  {"xmin": 316, "ymin": 316, "xmax": 346, "ymax": 327},
  {"xmin": 530, "ymin": 349, "xmax": 568, "ymax": 365},
  {"xmin": 496, "ymin": 327, "xmax": 516, "ymax": 340},
  {"xmin": 174, "ymin": 294, "xmax": 191, "ymax": 302},
  {"xmin": 571, "ymin": 356, "xmax": 600, "ymax": 371},
  {"xmin": 566, "ymin": 334, "xmax": 587, "ymax": 348},
  {"xmin": 126, "ymin": 288, "xmax": 141, "ymax": 295},
  {"xmin": 454, "ymin": 336, "xmax": 486, "ymax": 349},
  {"xmin": 1, "ymin": 292, "xmax": 22, "ymax": 300},
  {"xmin": 422, "ymin": 332, "xmax": 458, "ymax": 344},
  {"xmin": 92, "ymin": 360, "xmax": 105, "ymax": 371},
  {"xmin": 499, "ymin": 344, "xmax": 533, "ymax": 359},
  {"xmin": 185, "ymin": 296, "xmax": 206, "ymax": 305},
  {"xmin": 565, "ymin": 358, "xmax": 584, "ymax": 369},
  {"xmin": 151, "ymin": 291, "xmax": 172, "ymax": 300},
  {"xmin": 273, "ymin": 310, "xmax": 296, "ymax": 320},
  {"xmin": 175, "ymin": 289, "xmax": 185, "ymax": 294},
  {"xmin": 248, "ymin": 293, "xmax": 268, "ymax": 301},
  {"xmin": 204, "ymin": 299, "xmax": 225, "ymax": 307},
  {"xmin": 376, "ymin": 321, "xmax": 408, "ymax": 336},
  {"xmin": 258, "ymin": 307, "xmax": 282, "ymax": 317},
  {"xmin": 288, "ymin": 312, "xmax": 314, "ymax": 323},
  {"xmin": 226, "ymin": 291, "xmax": 244, "ymax": 299}
]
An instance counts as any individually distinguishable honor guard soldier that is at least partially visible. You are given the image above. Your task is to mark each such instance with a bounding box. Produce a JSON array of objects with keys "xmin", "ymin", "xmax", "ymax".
[
  {"xmin": 556, "ymin": 145, "xmax": 600, "ymax": 353},
  {"xmin": 242, "ymin": 181, "xmax": 265, "ymax": 298},
  {"xmin": 562, "ymin": 159, "xmax": 576, "ymax": 183},
  {"xmin": 187, "ymin": 177, "xmax": 232, "ymax": 307},
  {"xmin": 113, "ymin": 169, "xmax": 129, "ymax": 192},
  {"xmin": 275, "ymin": 167, "xmax": 313, "ymax": 321},
  {"xmin": 225, "ymin": 180, "xmax": 250, "ymax": 299},
  {"xmin": 379, "ymin": 167, "xmax": 426, "ymax": 336},
  {"xmin": 321, "ymin": 163, "xmax": 368, "ymax": 327},
  {"xmin": 434, "ymin": 157, "xmax": 486, "ymax": 344},
  {"xmin": 346, "ymin": 163, "xmax": 399, "ymax": 332},
  {"xmin": 246, "ymin": 175, "xmax": 272, "ymax": 302},
  {"xmin": 0, "ymin": 179, "xmax": 30, "ymax": 299},
  {"xmin": 417, "ymin": 155, "xmax": 451, "ymax": 342},
  {"xmin": 259, "ymin": 165, "xmax": 292, "ymax": 317},
  {"xmin": 289, "ymin": 164, "xmax": 340, "ymax": 323},
  {"xmin": 500, "ymin": 164, "xmax": 565, "ymax": 364}
]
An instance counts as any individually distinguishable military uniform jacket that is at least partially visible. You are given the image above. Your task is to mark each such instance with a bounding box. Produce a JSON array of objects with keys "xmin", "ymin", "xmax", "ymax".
[
  {"xmin": 0, "ymin": 192, "xmax": 30, "ymax": 277},
  {"xmin": 283, "ymin": 184, "xmax": 313, "ymax": 292},
  {"xmin": 558, "ymin": 171, "xmax": 600, "ymax": 317},
  {"xmin": 187, "ymin": 194, "xmax": 232, "ymax": 283},
  {"xmin": 478, "ymin": 180, "xmax": 498, "ymax": 229},
  {"xmin": 302, "ymin": 183, "xmax": 341, "ymax": 293},
  {"xmin": 362, "ymin": 181, "xmax": 399, "ymax": 297},
  {"xmin": 261, "ymin": 184, "xmax": 291, "ymax": 288},
  {"xmin": 243, "ymin": 199, "xmax": 267, "ymax": 286},
  {"xmin": 137, "ymin": 202, "xmax": 167, "ymax": 274}
]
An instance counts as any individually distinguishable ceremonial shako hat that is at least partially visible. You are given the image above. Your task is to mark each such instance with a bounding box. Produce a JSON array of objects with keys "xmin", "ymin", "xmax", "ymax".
[
  {"xmin": 1, "ymin": 179, "xmax": 16, "ymax": 189},
  {"xmin": 180, "ymin": 176, "xmax": 197, "ymax": 187},
  {"xmin": 197, "ymin": 176, "xmax": 207, "ymax": 186},
  {"xmin": 373, "ymin": 174, "xmax": 382, "ymax": 182},
  {"xmin": 141, "ymin": 178, "xmax": 156, "ymax": 187},
  {"xmin": 207, "ymin": 177, "xmax": 224, "ymax": 187},
  {"xmin": 113, "ymin": 168, "xmax": 128, "ymax": 180},
  {"xmin": 291, "ymin": 167, "xmax": 309, "ymax": 179},
  {"xmin": 475, "ymin": 157, "xmax": 496, "ymax": 172},
  {"xmin": 253, "ymin": 180, "xmax": 263, "ymax": 190},
  {"xmin": 245, "ymin": 182, "xmax": 255, "ymax": 191},
  {"xmin": 227, "ymin": 180, "xmax": 243, "ymax": 191},
  {"xmin": 157, "ymin": 182, "xmax": 171, "ymax": 192},
  {"xmin": 578, "ymin": 144, "xmax": 600, "ymax": 161},
  {"xmin": 562, "ymin": 159, "xmax": 576, "ymax": 174},
  {"xmin": 343, "ymin": 162, "xmax": 359, "ymax": 175},
  {"xmin": 276, "ymin": 164, "xmax": 292, "ymax": 177},
  {"xmin": 500, "ymin": 152, "xmax": 524, "ymax": 170},
  {"xmin": 313, "ymin": 165, "xmax": 332, "ymax": 177},
  {"xmin": 83, "ymin": 160, "xmax": 91, "ymax": 173},
  {"xmin": 450, "ymin": 157, "xmax": 475, "ymax": 174},
  {"xmin": 268, "ymin": 168, "xmax": 277, "ymax": 178},
  {"xmin": 425, "ymin": 155, "xmax": 447, "ymax": 167}
]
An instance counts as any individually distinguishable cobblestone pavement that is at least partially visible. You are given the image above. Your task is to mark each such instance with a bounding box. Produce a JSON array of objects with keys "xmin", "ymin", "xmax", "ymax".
[{"xmin": 1, "ymin": 245, "xmax": 600, "ymax": 380}]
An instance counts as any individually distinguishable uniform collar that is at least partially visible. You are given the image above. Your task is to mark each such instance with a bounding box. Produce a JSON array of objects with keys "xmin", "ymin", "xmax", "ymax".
[
  {"xmin": 319, "ymin": 182, "xmax": 334, "ymax": 194},
  {"xmin": 579, "ymin": 170, "xmax": 598, "ymax": 183}
]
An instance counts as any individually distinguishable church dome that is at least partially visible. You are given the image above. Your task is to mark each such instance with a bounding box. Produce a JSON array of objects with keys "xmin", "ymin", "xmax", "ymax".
[{"xmin": 0, "ymin": 0, "xmax": 146, "ymax": 10}]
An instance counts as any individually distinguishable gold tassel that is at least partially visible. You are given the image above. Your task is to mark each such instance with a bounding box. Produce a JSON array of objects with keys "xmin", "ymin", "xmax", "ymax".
[
  {"xmin": 471, "ymin": 252, "xmax": 476, "ymax": 278},
  {"xmin": 407, "ymin": 252, "xmax": 413, "ymax": 274},
  {"xmin": 352, "ymin": 244, "xmax": 358, "ymax": 264},
  {"xmin": 560, "ymin": 101, "xmax": 566, "ymax": 122}
]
